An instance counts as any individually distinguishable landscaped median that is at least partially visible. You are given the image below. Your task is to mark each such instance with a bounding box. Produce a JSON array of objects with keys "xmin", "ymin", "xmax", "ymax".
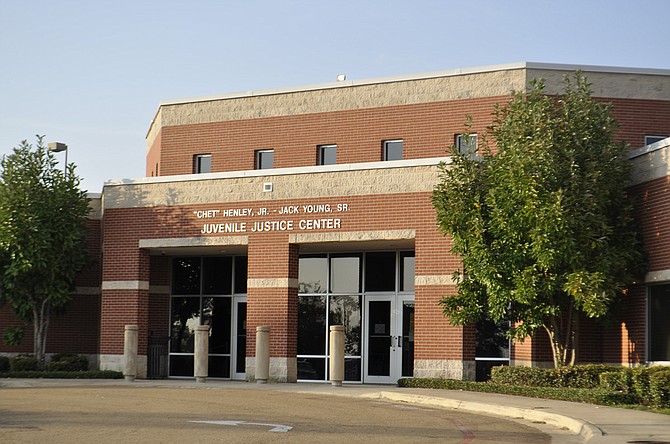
[{"xmin": 398, "ymin": 364, "xmax": 670, "ymax": 413}]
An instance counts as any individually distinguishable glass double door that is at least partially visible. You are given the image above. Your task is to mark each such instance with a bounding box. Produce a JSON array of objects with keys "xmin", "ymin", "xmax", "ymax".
[{"xmin": 364, "ymin": 294, "xmax": 414, "ymax": 384}]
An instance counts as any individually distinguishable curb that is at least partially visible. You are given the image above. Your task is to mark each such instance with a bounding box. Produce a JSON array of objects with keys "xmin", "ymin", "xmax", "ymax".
[{"xmin": 371, "ymin": 391, "xmax": 604, "ymax": 441}]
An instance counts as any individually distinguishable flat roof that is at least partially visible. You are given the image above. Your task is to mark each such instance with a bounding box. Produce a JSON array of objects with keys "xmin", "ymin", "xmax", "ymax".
[{"xmin": 158, "ymin": 62, "xmax": 670, "ymax": 108}]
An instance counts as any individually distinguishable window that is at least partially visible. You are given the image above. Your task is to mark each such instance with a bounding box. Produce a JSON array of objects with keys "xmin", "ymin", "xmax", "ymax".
[
  {"xmin": 318, "ymin": 144, "xmax": 337, "ymax": 165},
  {"xmin": 649, "ymin": 284, "xmax": 670, "ymax": 361},
  {"xmin": 383, "ymin": 140, "xmax": 403, "ymax": 161},
  {"xmin": 645, "ymin": 135, "xmax": 669, "ymax": 146},
  {"xmin": 255, "ymin": 149, "xmax": 274, "ymax": 169},
  {"xmin": 193, "ymin": 154, "xmax": 211, "ymax": 174},
  {"xmin": 456, "ymin": 134, "xmax": 478, "ymax": 158}
]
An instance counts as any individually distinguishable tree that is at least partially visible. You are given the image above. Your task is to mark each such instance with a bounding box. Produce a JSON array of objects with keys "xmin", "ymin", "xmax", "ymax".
[
  {"xmin": 432, "ymin": 73, "xmax": 646, "ymax": 368},
  {"xmin": 0, "ymin": 136, "xmax": 90, "ymax": 366}
]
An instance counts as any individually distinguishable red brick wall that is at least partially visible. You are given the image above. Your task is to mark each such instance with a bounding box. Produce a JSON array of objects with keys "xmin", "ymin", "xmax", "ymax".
[
  {"xmin": 155, "ymin": 97, "xmax": 504, "ymax": 176},
  {"xmin": 607, "ymin": 98, "xmax": 670, "ymax": 148}
]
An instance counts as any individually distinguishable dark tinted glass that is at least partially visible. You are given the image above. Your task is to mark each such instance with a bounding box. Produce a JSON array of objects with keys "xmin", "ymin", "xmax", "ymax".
[
  {"xmin": 172, "ymin": 257, "xmax": 201, "ymax": 295},
  {"xmin": 236, "ymin": 302, "xmax": 247, "ymax": 373},
  {"xmin": 365, "ymin": 252, "xmax": 396, "ymax": 292},
  {"xmin": 170, "ymin": 296, "xmax": 200, "ymax": 353},
  {"xmin": 209, "ymin": 355, "xmax": 231, "ymax": 378},
  {"xmin": 234, "ymin": 256, "xmax": 248, "ymax": 294},
  {"xmin": 298, "ymin": 357, "xmax": 325, "ymax": 380},
  {"xmin": 650, "ymin": 285, "xmax": 670, "ymax": 361},
  {"xmin": 257, "ymin": 150, "xmax": 274, "ymax": 169},
  {"xmin": 297, "ymin": 295, "xmax": 326, "ymax": 355},
  {"xmin": 329, "ymin": 295, "xmax": 361, "ymax": 356},
  {"xmin": 203, "ymin": 297, "xmax": 232, "ymax": 355},
  {"xmin": 203, "ymin": 257, "xmax": 232, "ymax": 294}
]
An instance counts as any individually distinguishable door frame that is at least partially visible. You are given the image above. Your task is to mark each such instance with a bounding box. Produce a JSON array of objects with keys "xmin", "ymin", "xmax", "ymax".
[{"xmin": 363, "ymin": 293, "xmax": 414, "ymax": 383}]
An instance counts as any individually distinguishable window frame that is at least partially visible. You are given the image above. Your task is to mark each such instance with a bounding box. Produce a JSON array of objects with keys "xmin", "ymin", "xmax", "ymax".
[
  {"xmin": 255, "ymin": 149, "xmax": 275, "ymax": 170},
  {"xmin": 456, "ymin": 133, "xmax": 478, "ymax": 158},
  {"xmin": 193, "ymin": 153, "xmax": 212, "ymax": 174},
  {"xmin": 645, "ymin": 135, "xmax": 669, "ymax": 146},
  {"xmin": 318, "ymin": 144, "xmax": 337, "ymax": 166},
  {"xmin": 382, "ymin": 139, "xmax": 403, "ymax": 161}
]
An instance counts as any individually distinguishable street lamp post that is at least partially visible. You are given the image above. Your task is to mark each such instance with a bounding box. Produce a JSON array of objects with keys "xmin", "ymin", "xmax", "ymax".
[{"xmin": 48, "ymin": 142, "xmax": 68, "ymax": 176}]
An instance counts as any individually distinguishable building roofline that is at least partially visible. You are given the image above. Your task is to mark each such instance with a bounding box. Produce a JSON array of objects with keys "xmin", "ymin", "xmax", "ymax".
[{"xmin": 157, "ymin": 62, "xmax": 670, "ymax": 108}]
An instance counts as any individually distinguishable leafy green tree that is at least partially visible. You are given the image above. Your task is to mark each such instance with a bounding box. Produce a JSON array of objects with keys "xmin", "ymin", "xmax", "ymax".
[
  {"xmin": 432, "ymin": 73, "xmax": 645, "ymax": 367},
  {"xmin": 0, "ymin": 136, "xmax": 90, "ymax": 366}
]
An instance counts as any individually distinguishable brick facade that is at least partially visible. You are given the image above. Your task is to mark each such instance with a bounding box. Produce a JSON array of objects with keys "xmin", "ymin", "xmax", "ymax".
[{"xmin": 3, "ymin": 63, "xmax": 670, "ymax": 380}]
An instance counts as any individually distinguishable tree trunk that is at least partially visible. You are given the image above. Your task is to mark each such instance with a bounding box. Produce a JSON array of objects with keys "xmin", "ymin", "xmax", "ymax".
[
  {"xmin": 544, "ymin": 304, "xmax": 579, "ymax": 367},
  {"xmin": 33, "ymin": 300, "xmax": 50, "ymax": 369}
]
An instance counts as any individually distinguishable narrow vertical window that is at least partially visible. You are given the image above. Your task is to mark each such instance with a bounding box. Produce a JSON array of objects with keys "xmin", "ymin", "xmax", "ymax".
[
  {"xmin": 456, "ymin": 134, "xmax": 478, "ymax": 158},
  {"xmin": 255, "ymin": 149, "xmax": 274, "ymax": 169},
  {"xmin": 383, "ymin": 140, "xmax": 403, "ymax": 161},
  {"xmin": 318, "ymin": 144, "xmax": 337, "ymax": 165},
  {"xmin": 194, "ymin": 154, "xmax": 211, "ymax": 174}
]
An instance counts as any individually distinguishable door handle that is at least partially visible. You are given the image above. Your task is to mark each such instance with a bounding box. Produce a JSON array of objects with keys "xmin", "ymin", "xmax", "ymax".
[{"xmin": 397, "ymin": 336, "xmax": 402, "ymax": 348}]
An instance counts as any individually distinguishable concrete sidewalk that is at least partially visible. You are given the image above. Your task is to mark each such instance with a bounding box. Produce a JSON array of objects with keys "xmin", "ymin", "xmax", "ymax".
[{"xmin": 2, "ymin": 378, "xmax": 670, "ymax": 443}]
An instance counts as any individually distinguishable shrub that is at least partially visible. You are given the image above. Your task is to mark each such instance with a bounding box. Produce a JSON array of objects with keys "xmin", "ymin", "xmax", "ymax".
[
  {"xmin": 47, "ymin": 352, "xmax": 89, "ymax": 372},
  {"xmin": 551, "ymin": 364, "xmax": 617, "ymax": 389},
  {"xmin": 0, "ymin": 355, "xmax": 10, "ymax": 372},
  {"xmin": 600, "ymin": 369, "xmax": 634, "ymax": 394},
  {"xmin": 649, "ymin": 369, "xmax": 670, "ymax": 408},
  {"xmin": 9, "ymin": 355, "xmax": 39, "ymax": 371},
  {"xmin": 490, "ymin": 365, "xmax": 551, "ymax": 387}
]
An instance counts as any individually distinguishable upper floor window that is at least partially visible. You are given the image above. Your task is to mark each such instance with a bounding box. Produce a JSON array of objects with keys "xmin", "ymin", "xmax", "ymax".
[
  {"xmin": 255, "ymin": 149, "xmax": 274, "ymax": 169},
  {"xmin": 318, "ymin": 144, "xmax": 337, "ymax": 165},
  {"xmin": 456, "ymin": 134, "xmax": 478, "ymax": 158},
  {"xmin": 383, "ymin": 139, "xmax": 403, "ymax": 161},
  {"xmin": 194, "ymin": 154, "xmax": 211, "ymax": 174},
  {"xmin": 645, "ymin": 135, "xmax": 668, "ymax": 146}
]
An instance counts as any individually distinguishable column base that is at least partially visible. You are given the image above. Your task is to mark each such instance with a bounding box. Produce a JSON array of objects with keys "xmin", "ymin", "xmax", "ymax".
[{"xmin": 413, "ymin": 359, "xmax": 476, "ymax": 381}]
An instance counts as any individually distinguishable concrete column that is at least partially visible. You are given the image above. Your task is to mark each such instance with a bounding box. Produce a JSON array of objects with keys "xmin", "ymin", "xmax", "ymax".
[
  {"xmin": 329, "ymin": 325, "xmax": 345, "ymax": 386},
  {"xmin": 194, "ymin": 325, "xmax": 210, "ymax": 383},
  {"xmin": 255, "ymin": 326, "xmax": 270, "ymax": 384},
  {"xmin": 123, "ymin": 325, "xmax": 139, "ymax": 382}
]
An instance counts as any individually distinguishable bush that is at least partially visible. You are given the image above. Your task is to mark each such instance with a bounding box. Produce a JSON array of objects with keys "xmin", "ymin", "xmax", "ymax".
[
  {"xmin": 649, "ymin": 369, "xmax": 670, "ymax": 408},
  {"xmin": 9, "ymin": 355, "xmax": 39, "ymax": 371},
  {"xmin": 491, "ymin": 364, "xmax": 623, "ymax": 389},
  {"xmin": 0, "ymin": 370, "xmax": 123, "ymax": 379},
  {"xmin": 47, "ymin": 353, "xmax": 89, "ymax": 372},
  {"xmin": 490, "ymin": 365, "xmax": 551, "ymax": 387},
  {"xmin": 0, "ymin": 355, "xmax": 9, "ymax": 372},
  {"xmin": 600, "ymin": 369, "xmax": 634, "ymax": 393}
]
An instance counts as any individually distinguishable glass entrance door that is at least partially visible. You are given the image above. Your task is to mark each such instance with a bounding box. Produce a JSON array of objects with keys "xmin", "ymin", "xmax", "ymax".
[
  {"xmin": 232, "ymin": 299, "xmax": 247, "ymax": 380},
  {"xmin": 364, "ymin": 294, "xmax": 414, "ymax": 383}
]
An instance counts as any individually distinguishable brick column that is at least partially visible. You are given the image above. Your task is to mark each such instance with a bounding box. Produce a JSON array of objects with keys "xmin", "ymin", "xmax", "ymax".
[
  {"xmin": 246, "ymin": 234, "xmax": 298, "ymax": 382},
  {"xmin": 99, "ymin": 248, "xmax": 150, "ymax": 378}
]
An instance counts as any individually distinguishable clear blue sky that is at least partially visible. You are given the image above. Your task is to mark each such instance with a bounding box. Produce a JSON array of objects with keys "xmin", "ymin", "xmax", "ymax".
[{"xmin": 1, "ymin": 0, "xmax": 669, "ymax": 192}]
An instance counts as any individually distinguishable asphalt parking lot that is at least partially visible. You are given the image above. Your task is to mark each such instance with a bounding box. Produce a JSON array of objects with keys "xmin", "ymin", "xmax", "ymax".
[{"xmin": 0, "ymin": 385, "xmax": 554, "ymax": 443}]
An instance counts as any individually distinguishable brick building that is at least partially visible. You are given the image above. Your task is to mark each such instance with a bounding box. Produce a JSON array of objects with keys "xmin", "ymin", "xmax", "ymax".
[{"xmin": 2, "ymin": 62, "xmax": 670, "ymax": 382}]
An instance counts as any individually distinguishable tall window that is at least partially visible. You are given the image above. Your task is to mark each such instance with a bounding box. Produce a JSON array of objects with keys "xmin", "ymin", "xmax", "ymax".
[
  {"xmin": 297, "ymin": 251, "xmax": 415, "ymax": 382},
  {"xmin": 318, "ymin": 144, "xmax": 337, "ymax": 165},
  {"xmin": 649, "ymin": 284, "xmax": 670, "ymax": 362},
  {"xmin": 255, "ymin": 149, "xmax": 274, "ymax": 169},
  {"xmin": 170, "ymin": 256, "xmax": 247, "ymax": 378},
  {"xmin": 383, "ymin": 140, "xmax": 403, "ymax": 161},
  {"xmin": 456, "ymin": 134, "xmax": 478, "ymax": 158},
  {"xmin": 194, "ymin": 154, "xmax": 211, "ymax": 174}
]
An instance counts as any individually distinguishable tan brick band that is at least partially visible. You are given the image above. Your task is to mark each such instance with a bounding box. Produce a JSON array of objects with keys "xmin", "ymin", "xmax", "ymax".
[
  {"xmin": 289, "ymin": 229, "xmax": 415, "ymax": 244},
  {"xmin": 138, "ymin": 236, "xmax": 249, "ymax": 249},
  {"xmin": 247, "ymin": 278, "xmax": 299, "ymax": 289},
  {"xmin": 105, "ymin": 162, "xmax": 443, "ymax": 209},
  {"xmin": 101, "ymin": 281, "xmax": 150, "ymax": 291}
]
